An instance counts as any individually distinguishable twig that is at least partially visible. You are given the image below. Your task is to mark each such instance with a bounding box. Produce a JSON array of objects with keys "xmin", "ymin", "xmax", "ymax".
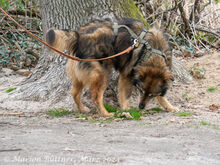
[
  {"xmin": 0, "ymin": 112, "xmax": 25, "ymax": 116},
  {"xmin": 146, "ymin": 4, "xmax": 178, "ymax": 20},
  {"xmin": 0, "ymin": 149, "xmax": 22, "ymax": 152},
  {"xmin": 176, "ymin": 0, "xmax": 192, "ymax": 37},
  {"xmin": 8, "ymin": 9, "xmax": 41, "ymax": 18},
  {"xmin": 0, "ymin": 15, "xmax": 6, "ymax": 24},
  {"xmin": 195, "ymin": 27, "xmax": 220, "ymax": 38},
  {"xmin": 189, "ymin": 0, "xmax": 200, "ymax": 23},
  {"xmin": 26, "ymin": 49, "xmax": 40, "ymax": 61}
]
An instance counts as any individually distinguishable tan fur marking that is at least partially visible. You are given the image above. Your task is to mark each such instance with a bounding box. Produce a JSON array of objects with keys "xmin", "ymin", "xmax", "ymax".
[
  {"xmin": 118, "ymin": 74, "xmax": 132, "ymax": 110},
  {"xmin": 47, "ymin": 30, "xmax": 77, "ymax": 52},
  {"xmin": 156, "ymin": 96, "xmax": 179, "ymax": 112}
]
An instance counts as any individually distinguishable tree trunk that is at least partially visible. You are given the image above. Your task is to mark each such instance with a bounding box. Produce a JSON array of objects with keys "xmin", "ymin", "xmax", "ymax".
[{"xmin": 14, "ymin": 0, "xmax": 146, "ymax": 108}]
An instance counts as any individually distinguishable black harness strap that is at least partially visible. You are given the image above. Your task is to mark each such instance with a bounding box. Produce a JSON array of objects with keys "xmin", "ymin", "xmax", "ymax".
[{"xmin": 113, "ymin": 22, "xmax": 168, "ymax": 64}]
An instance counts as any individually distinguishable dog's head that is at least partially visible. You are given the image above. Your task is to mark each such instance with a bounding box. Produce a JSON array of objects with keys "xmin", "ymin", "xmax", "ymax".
[{"xmin": 133, "ymin": 66, "xmax": 174, "ymax": 109}]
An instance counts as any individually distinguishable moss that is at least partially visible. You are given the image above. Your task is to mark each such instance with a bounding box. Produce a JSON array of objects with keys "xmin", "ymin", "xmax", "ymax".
[{"xmin": 118, "ymin": 0, "xmax": 149, "ymax": 28}]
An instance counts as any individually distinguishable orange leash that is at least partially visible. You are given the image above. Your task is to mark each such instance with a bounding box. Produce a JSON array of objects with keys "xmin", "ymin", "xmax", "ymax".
[{"xmin": 0, "ymin": 8, "xmax": 133, "ymax": 62}]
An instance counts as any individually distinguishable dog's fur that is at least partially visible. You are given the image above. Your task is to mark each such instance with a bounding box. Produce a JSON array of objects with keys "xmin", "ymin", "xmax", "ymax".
[{"xmin": 46, "ymin": 18, "xmax": 178, "ymax": 117}]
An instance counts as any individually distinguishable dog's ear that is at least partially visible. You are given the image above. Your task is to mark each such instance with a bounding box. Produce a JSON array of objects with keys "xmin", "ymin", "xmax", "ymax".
[
  {"xmin": 132, "ymin": 66, "xmax": 146, "ymax": 86},
  {"xmin": 164, "ymin": 73, "xmax": 174, "ymax": 82},
  {"xmin": 136, "ymin": 66, "xmax": 147, "ymax": 79}
]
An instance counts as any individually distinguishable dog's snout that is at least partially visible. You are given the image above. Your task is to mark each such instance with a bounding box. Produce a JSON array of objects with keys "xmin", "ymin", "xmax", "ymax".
[{"xmin": 139, "ymin": 103, "xmax": 145, "ymax": 109}]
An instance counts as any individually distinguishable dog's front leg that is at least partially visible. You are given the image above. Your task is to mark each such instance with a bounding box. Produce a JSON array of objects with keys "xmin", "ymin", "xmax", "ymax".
[
  {"xmin": 155, "ymin": 96, "xmax": 179, "ymax": 112},
  {"xmin": 118, "ymin": 74, "xmax": 132, "ymax": 110}
]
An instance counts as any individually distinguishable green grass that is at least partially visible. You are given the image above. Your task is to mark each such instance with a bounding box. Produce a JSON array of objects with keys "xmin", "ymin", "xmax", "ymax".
[
  {"xmin": 146, "ymin": 107, "xmax": 163, "ymax": 115},
  {"xmin": 105, "ymin": 104, "xmax": 143, "ymax": 120},
  {"xmin": 128, "ymin": 108, "xmax": 143, "ymax": 120},
  {"xmin": 177, "ymin": 112, "xmax": 192, "ymax": 117},
  {"xmin": 200, "ymin": 121, "xmax": 220, "ymax": 130},
  {"xmin": 47, "ymin": 108, "xmax": 73, "ymax": 117},
  {"xmin": 200, "ymin": 121, "xmax": 211, "ymax": 126},
  {"xmin": 151, "ymin": 107, "xmax": 163, "ymax": 112},
  {"xmin": 207, "ymin": 86, "xmax": 218, "ymax": 92},
  {"xmin": 75, "ymin": 113, "xmax": 87, "ymax": 119},
  {"xmin": 89, "ymin": 118, "xmax": 114, "ymax": 124},
  {"xmin": 182, "ymin": 93, "xmax": 193, "ymax": 100},
  {"xmin": 213, "ymin": 126, "xmax": 220, "ymax": 130},
  {"xmin": 5, "ymin": 87, "xmax": 17, "ymax": 93},
  {"xmin": 104, "ymin": 104, "xmax": 118, "ymax": 113}
]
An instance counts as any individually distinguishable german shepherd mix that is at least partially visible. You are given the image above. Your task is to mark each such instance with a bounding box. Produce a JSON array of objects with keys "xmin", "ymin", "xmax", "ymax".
[{"xmin": 46, "ymin": 18, "xmax": 178, "ymax": 117}]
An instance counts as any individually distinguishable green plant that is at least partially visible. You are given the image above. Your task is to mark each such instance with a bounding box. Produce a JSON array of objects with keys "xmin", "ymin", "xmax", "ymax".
[
  {"xmin": 182, "ymin": 93, "xmax": 193, "ymax": 100},
  {"xmin": 207, "ymin": 86, "xmax": 218, "ymax": 92},
  {"xmin": 5, "ymin": 87, "xmax": 17, "ymax": 93},
  {"xmin": 47, "ymin": 108, "xmax": 73, "ymax": 117},
  {"xmin": 104, "ymin": 104, "xmax": 118, "ymax": 113},
  {"xmin": 146, "ymin": 107, "xmax": 163, "ymax": 115},
  {"xmin": 177, "ymin": 112, "xmax": 192, "ymax": 117},
  {"xmin": 189, "ymin": 66, "xmax": 206, "ymax": 79},
  {"xmin": 200, "ymin": 121, "xmax": 211, "ymax": 126},
  {"xmin": 213, "ymin": 126, "xmax": 220, "ymax": 130},
  {"xmin": 0, "ymin": 0, "xmax": 10, "ymax": 9},
  {"xmin": 151, "ymin": 107, "xmax": 163, "ymax": 112},
  {"xmin": 128, "ymin": 108, "xmax": 143, "ymax": 120}
]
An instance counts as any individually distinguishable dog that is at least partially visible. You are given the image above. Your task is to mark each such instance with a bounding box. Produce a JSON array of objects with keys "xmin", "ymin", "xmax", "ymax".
[{"xmin": 46, "ymin": 18, "xmax": 178, "ymax": 117}]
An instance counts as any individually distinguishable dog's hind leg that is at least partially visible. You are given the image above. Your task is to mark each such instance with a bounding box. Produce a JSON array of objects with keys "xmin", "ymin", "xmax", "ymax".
[
  {"xmin": 72, "ymin": 80, "xmax": 90, "ymax": 113},
  {"xmin": 118, "ymin": 74, "xmax": 132, "ymax": 110},
  {"xmin": 155, "ymin": 96, "xmax": 179, "ymax": 112},
  {"xmin": 90, "ymin": 71, "xmax": 114, "ymax": 117}
]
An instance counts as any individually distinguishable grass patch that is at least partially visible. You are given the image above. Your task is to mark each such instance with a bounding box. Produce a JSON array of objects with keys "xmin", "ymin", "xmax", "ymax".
[
  {"xmin": 151, "ymin": 107, "xmax": 163, "ymax": 112},
  {"xmin": 200, "ymin": 121, "xmax": 211, "ymax": 126},
  {"xmin": 89, "ymin": 118, "xmax": 114, "ymax": 124},
  {"xmin": 47, "ymin": 108, "xmax": 73, "ymax": 117},
  {"xmin": 200, "ymin": 121, "xmax": 220, "ymax": 130},
  {"xmin": 5, "ymin": 87, "xmax": 17, "ymax": 93},
  {"xmin": 128, "ymin": 108, "xmax": 143, "ymax": 120},
  {"xmin": 146, "ymin": 107, "xmax": 163, "ymax": 115},
  {"xmin": 207, "ymin": 86, "xmax": 218, "ymax": 92},
  {"xmin": 177, "ymin": 112, "xmax": 192, "ymax": 117},
  {"xmin": 182, "ymin": 93, "xmax": 193, "ymax": 100},
  {"xmin": 213, "ymin": 126, "xmax": 220, "ymax": 130},
  {"xmin": 75, "ymin": 113, "xmax": 87, "ymax": 119},
  {"xmin": 105, "ymin": 104, "xmax": 143, "ymax": 120},
  {"xmin": 104, "ymin": 104, "xmax": 118, "ymax": 113}
]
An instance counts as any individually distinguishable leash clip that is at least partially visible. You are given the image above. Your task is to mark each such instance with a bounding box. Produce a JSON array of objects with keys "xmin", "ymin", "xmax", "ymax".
[{"xmin": 132, "ymin": 39, "xmax": 139, "ymax": 48}]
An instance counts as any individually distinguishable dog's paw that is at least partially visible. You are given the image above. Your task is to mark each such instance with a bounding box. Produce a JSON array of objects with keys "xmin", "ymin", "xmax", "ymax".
[
  {"xmin": 80, "ymin": 107, "xmax": 91, "ymax": 113},
  {"xmin": 168, "ymin": 106, "xmax": 179, "ymax": 112},
  {"xmin": 102, "ymin": 112, "xmax": 114, "ymax": 118}
]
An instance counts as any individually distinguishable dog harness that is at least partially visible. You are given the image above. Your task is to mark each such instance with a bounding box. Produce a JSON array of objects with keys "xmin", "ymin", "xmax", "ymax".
[{"xmin": 113, "ymin": 22, "xmax": 168, "ymax": 64}]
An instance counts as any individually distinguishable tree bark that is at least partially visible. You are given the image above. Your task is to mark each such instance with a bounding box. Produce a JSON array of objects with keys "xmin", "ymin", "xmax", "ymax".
[{"xmin": 15, "ymin": 0, "xmax": 146, "ymax": 107}]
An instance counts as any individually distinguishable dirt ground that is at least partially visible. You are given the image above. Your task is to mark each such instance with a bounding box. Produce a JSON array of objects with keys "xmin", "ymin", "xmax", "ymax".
[{"xmin": 0, "ymin": 52, "xmax": 220, "ymax": 165}]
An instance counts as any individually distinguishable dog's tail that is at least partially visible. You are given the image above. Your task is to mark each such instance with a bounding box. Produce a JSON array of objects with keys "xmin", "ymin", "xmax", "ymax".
[{"xmin": 46, "ymin": 29, "xmax": 78, "ymax": 53}]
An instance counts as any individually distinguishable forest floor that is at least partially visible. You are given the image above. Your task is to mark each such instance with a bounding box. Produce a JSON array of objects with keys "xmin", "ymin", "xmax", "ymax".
[{"xmin": 0, "ymin": 52, "xmax": 220, "ymax": 165}]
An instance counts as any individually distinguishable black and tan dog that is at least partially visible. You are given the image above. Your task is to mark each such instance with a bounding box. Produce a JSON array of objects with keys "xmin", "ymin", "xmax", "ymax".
[{"xmin": 46, "ymin": 18, "xmax": 178, "ymax": 117}]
